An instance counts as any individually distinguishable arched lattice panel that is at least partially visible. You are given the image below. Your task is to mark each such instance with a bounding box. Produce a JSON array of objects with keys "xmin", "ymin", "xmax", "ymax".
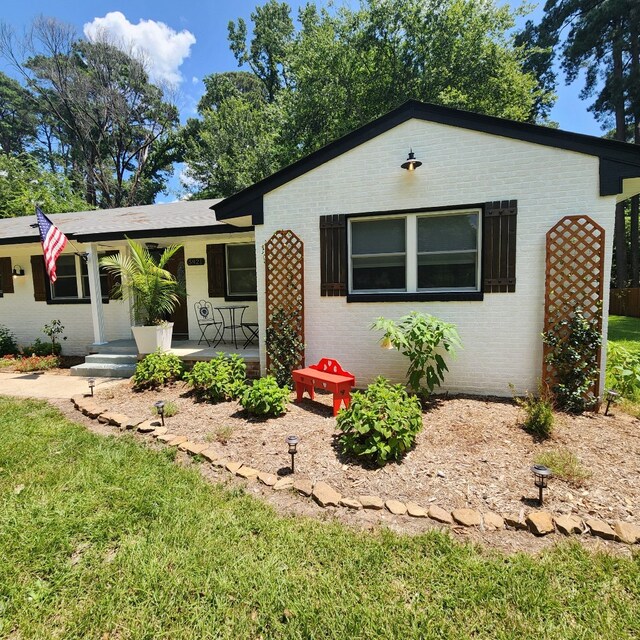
[
  {"xmin": 264, "ymin": 229, "xmax": 305, "ymax": 369},
  {"xmin": 542, "ymin": 215, "xmax": 605, "ymax": 396}
]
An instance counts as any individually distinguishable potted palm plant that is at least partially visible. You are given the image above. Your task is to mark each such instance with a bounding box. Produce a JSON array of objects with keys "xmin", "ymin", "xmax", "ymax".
[{"xmin": 100, "ymin": 238, "xmax": 184, "ymax": 354}]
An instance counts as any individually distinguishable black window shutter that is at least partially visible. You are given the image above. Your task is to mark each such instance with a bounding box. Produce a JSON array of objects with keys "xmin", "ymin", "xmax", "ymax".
[
  {"xmin": 320, "ymin": 215, "xmax": 347, "ymax": 296},
  {"xmin": 30, "ymin": 255, "xmax": 48, "ymax": 301},
  {"xmin": 483, "ymin": 200, "xmax": 517, "ymax": 293},
  {"xmin": 102, "ymin": 251, "xmax": 121, "ymax": 299},
  {"xmin": 206, "ymin": 244, "xmax": 226, "ymax": 298},
  {"xmin": 0, "ymin": 257, "xmax": 14, "ymax": 294}
]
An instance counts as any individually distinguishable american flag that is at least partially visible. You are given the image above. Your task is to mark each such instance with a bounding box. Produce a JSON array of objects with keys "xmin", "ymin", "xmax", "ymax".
[{"xmin": 36, "ymin": 207, "xmax": 68, "ymax": 283}]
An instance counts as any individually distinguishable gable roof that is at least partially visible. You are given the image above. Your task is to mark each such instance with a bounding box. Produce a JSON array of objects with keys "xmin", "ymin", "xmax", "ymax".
[
  {"xmin": 0, "ymin": 199, "xmax": 246, "ymax": 246},
  {"xmin": 212, "ymin": 99, "xmax": 640, "ymax": 225}
]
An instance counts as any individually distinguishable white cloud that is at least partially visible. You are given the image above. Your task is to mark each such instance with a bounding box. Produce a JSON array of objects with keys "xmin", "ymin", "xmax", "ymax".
[
  {"xmin": 83, "ymin": 12, "xmax": 196, "ymax": 86},
  {"xmin": 191, "ymin": 76, "xmax": 199, "ymax": 85}
]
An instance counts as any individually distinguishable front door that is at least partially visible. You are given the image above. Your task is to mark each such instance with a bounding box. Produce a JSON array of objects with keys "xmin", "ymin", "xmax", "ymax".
[{"xmin": 165, "ymin": 247, "xmax": 189, "ymax": 340}]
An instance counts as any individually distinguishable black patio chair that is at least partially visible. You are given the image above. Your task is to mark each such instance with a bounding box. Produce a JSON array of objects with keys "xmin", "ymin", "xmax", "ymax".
[
  {"xmin": 241, "ymin": 322, "xmax": 259, "ymax": 349},
  {"xmin": 194, "ymin": 300, "xmax": 223, "ymax": 347}
]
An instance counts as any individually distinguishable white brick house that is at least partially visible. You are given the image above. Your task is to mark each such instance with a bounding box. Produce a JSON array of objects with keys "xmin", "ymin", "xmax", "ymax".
[{"xmin": 212, "ymin": 100, "xmax": 640, "ymax": 396}]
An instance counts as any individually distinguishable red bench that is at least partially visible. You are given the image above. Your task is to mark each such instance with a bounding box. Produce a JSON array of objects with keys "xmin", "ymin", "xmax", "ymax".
[{"xmin": 292, "ymin": 358, "xmax": 356, "ymax": 416}]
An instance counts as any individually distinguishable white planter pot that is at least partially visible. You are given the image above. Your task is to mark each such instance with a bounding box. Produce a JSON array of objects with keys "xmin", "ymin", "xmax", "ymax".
[{"xmin": 131, "ymin": 323, "xmax": 174, "ymax": 354}]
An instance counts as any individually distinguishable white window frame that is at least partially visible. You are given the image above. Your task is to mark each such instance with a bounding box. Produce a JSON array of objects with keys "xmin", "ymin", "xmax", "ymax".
[
  {"xmin": 348, "ymin": 208, "xmax": 482, "ymax": 295},
  {"xmin": 225, "ymin": 243, "xmax": 257, "ymax": 298},
  {"xmin": 50, "ymin": 254, "xmax": 109, "ymax": 301}
]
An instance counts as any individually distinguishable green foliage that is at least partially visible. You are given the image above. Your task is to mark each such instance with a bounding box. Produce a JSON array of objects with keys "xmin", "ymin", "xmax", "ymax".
[
  {"xmin": 535, "ymin": 448, "xmax": 591, "ymax": 486},
  {"xmin": 606, "ymin": 342, "xmax": 640, "ymax": 399},
  {"xmin": 512, "ymin": 385, "xmax": 554, "ymax": 440},
  {"xmin": 133, "ymin": 351, "xmax": 184, "ymax": 391},
  {"xmin": 151, "ymin": 400, "xmax": 179, "ymax": 418},
  {"xmin": 337, "ymin": 377, "xmax": 423, "ymax": 466},
  {"xmin": 240, "ymin": 376, "xmax": 290, "ymax": 417},
  {"xmin": 372, "ymin": 312, "xmax": 461, "ymax": 397},
  {"xmin": 543, "ymin": 309, "xmax": 602, "ymax": 413},
  {"xmin": 0, "ymin": 324, "xmax": 19, "ymax": 356},
  {"xmin": 0, "ymin": 71, "xmax": 37, "ymax": 155},
  {"xmin": 100, "ymin": 238, "xmax": 184, "ymax": 325},
  {"xmin": 24, "ymin": 338, "xmax": 61, "ymax": 356},
  {"xmin": 265, "ymin": 308, "xmax": 305, "ymax": 388},
  {"xmin": 14, "ymin": 355, "xmax": 60, "ymax": 372},
  {"xmin": 42, "ymin": 319, "xmax": 65, "ymax": 354},
  {"xmin": 183, "ymin": 353, "xmax": 246, "ymax": 403}
]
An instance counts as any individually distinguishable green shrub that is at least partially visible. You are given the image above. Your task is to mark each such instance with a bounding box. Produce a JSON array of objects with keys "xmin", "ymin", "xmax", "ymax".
[
  {"xmin": 133, "ymin": 350, "xmax": 184, "ymax": 390},
  {"xmin": 24, "ymin": 338, "xmax": 61, "ymax": 356},
  {"xmin": 183, "ymin": 353, "xmax": 246, "ymax": 402},
  {"xmin": 606, "ymin": 342, "xmax": 640, "ymax": 399},
  {"xmin": 337, "ymin": 376, "xmax": 423, "ymax": 466},
  {"xmin": 513, "ymin": 386, "xmax": 554, "ymax": 440},
  {"xmin": 542, "ymin": 308, "xmax": 601, "ymax": 413},
  {"xmin": 265, "ymin": 308, "xmax": 305, "ymax": 388},
  {"xmin": 0, "ymin": 324, "xmax": 19, "ymax": 356},
  {"xmin": 15, "ymin": 355, "xmax": 60, "ymax": 372},
  {"xmin": 42, "ymin": 319, "xmax": 66, "ymax": 355},
  {"xmin": 372, "ymin": 311, "xmax": 461, "ymax": 399},
  {"xmin": 240, "ymin": 376, "xmax": 290, "ymax": 417},
  {"xmin": 151, "ymin": 400, "xmax": 179, "ymax": 417}
]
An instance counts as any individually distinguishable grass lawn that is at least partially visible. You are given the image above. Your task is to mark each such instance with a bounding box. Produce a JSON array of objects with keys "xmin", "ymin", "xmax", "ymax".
[
  {"xmin": 608, "ymin": 315, "xmax": 640, "ymax": 353},
  {"xmin": 1, "ymin": 397, "xmax": 638, "ymax": 639}
]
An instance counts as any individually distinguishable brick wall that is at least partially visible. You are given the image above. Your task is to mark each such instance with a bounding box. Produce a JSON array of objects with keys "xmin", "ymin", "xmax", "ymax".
[{"xmin": 255, "ymin": 118, "xmax": 616, "ymax": 396}]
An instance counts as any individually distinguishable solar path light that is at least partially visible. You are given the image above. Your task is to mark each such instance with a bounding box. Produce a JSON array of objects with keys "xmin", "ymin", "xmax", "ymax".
[
  {"xmin": 531, "ymin": 464, "xmax": 552, "ymax": 506},
  {"xmin": 286, "ymin": 435, "xmax": 299, "ymax": 474},
  {"xmin": 154, "ymin": 400, "xmax": 166, "ymax": 427}
]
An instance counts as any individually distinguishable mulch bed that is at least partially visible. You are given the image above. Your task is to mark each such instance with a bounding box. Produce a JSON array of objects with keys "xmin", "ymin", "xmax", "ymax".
[{"xmin": 96, "ymin": 381, "xmax": 640, "ymax": 525}]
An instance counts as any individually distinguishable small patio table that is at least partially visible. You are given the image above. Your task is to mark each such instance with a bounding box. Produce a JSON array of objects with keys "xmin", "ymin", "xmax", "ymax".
[{"xmin": 214, "ymin": 304, "xmax": 249, "ymax": 349}]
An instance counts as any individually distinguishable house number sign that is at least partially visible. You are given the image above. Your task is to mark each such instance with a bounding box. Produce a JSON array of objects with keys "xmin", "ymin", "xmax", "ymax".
[{"xmin": 187, "ymin": 258, "xmax": 205, "ymax": 266}]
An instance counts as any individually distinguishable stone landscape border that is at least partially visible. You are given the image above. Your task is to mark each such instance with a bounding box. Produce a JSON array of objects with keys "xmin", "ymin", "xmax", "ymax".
[{"xmin": 71, "ymin": 394, "xmax": 640, "ymax": 546}]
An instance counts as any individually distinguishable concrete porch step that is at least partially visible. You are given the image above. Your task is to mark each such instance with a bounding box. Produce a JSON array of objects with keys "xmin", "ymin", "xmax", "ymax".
[
  {"xmin": 70, "ymin": 362, "xmax": 137, "ymax": 378},
  {"xmin": 85, "ymin": 353, "xmax": 138, "ymax": 366}
]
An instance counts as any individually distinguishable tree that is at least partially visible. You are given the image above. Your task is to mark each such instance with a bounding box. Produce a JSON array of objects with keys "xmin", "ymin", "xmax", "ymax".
[
  {"xmin": 0, "ymin": 153, "xmax": 89, "ymax": 217},
  {"xmin": 0, "ymin": 17, "xmax": 179, "ymax": 208},
  {"xmin": 0, "ymin": 72, "xmax": 37, "ymax": 155}
]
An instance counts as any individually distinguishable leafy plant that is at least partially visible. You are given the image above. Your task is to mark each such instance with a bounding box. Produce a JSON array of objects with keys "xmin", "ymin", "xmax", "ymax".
[
  {"xmin": 25, "ymin": 338, "xmax": 61, "ymax": 356},
  {"xmin": 100, "ymin": 238, "xmax": 184, "ymax": 325},
  {"xmin": 511, "ymin": 384, "xmax": 554, "ymax": 440},
  {"xmin": 42, "ymin": 319, "xmax": 66, "ymax": 354},
  {"xmin": 606, "ymin": 342, "xmax": 640, "ymax": 399},
  {"xmin": 15, "ymin": 355, "xmax": 60, "ymax": 372},
  {"xmin": 372, "ymin": 312, "xmax": 461, "ymax": 398},
  {"xmin": 207, "ymin": 424, "xmax": 235, "ymax": 445},
  {"xmin": 337, "ymin": 376, "xmax": 423, "ymax": 466},
  {"xmin": 0, "ymin": 324, "xmax": 19, "ymax": 356},
  {"xmin": 265, "ymin": 308, "xmax": 305, "ymax": 388},
  {"xmin": 240, "ymin": 376, "xmax": 290, "ymax": 417},
  {"xmin": 183, "ymin": 353, "xmax": 246, "ymax": 402},
  {"xmin": 543, "ymin": 309, "xmax": 602, "ymax": 413},
  {"xmin": 133, "ymin": 350, "xmax": 184, "ymax": 390},
  {"xmin": 535, "ymin": 449, "xmax": 591, "ymax": 486},
  {"xmin": 151, "ymin": 400, "xmax": 179, "ymax": 418}
]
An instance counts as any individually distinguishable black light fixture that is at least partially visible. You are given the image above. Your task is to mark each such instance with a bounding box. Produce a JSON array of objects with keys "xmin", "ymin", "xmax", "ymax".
[
  {"xmin": 531, "ymin": 464, "xmax": 552, "ymax": 506},
  {"xmin": 286, "ymin": 435, "xmax": 299, "ymax": 474},
  {"xmin": 146, "ymin": 242, "xmax": 159, "ymax": 251},
  {"xmin": 12, "ymin": 265, "xmax": 25, "ymax": 277},
  {"xmin": 154, "ymin": 400, "xmax": 166, "ymax": 426},
  {"xmin": 401, "ymin": 148, "xmax": 422, "ymax": 171},
  {"xmin": 88, "ymin": 377, "xmax": 96, "ymax": 397},
  {"xmin": 604, "ymin": 389, "xmax": 620, "ymax": 416}
]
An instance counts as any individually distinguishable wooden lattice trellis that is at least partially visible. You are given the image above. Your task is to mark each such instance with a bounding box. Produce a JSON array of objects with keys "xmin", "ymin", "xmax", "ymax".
[
  {"xmin": 542, "ymin": 215, "xmax": 605, "ymax": 397},
  {"xmin": 264, "ymin": 229, "xmax": 305, "ymax": 369}
]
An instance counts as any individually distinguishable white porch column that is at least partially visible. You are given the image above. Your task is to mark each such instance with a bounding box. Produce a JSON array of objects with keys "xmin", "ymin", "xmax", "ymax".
[{"xmin": 86, "ymin": 243, "xmax": 107, "ymax": 345}]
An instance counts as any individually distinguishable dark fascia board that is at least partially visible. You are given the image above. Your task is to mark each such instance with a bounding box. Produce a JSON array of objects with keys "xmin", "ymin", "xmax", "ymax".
[
  {"xmin": 212, "ymin": 99, "xmax": 640, "ymax": 222},
  {"xmin": 0, "ymin": 224, "xmax": 252, "ymax": 246}
]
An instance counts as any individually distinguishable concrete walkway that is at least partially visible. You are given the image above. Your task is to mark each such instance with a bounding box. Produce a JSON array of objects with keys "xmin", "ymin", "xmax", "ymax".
[{"xmin": 0, "ymin": 372, "xmax": 124, "ymax": 399}]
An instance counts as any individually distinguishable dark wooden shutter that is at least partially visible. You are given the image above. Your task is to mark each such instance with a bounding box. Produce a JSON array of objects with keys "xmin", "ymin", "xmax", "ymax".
[
  {"xmin": 0, "ymin": 257, "xmax": 14, "ymax": 294},
  {"xmin": 30, "ymin": 255, "xmax": 48, "ymax": 301},
  {"xmin": 320, "ymin": 215, "xmax": 347, "ymax": 296},
  {"xmin": 483, "ymin": 200, "xmax": 517, "ymax": 293},
  {"xmin": 206, "ymin": 244, "xmax": 226, "ymax": 298},
  {"xmin": 102, "ymin": 251, "xmax": 121, "ymax": 299}
]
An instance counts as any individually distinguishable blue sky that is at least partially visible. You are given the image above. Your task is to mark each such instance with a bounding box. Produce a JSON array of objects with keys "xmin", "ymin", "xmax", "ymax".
[{"xmin": 1, "ymin": 1, "xmax": 603, "ymax": 200}]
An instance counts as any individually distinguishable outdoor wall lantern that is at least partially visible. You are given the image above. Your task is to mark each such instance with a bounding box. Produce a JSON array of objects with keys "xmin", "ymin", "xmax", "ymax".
[
  {"xmin": 286, "ymin": 435, "xmax": 299, "ymax": 474},
  {"xmin": 604, "ymin": 389, "xmax": 620, "ymax": 416},
  {"xmin": 12, "ymin": 265, "xmax": 25, "ymax": 277},
  {"xmin": 155, "ymin": 400, "xmax": 166, "ymax": 427},
  {"xmin": 88, "ymin": 378, "xmax": 96, "ymax": 397},
  {"xmin": 401, "ymin": 148, "xmax": 422, "ymax": 171},
  {"xmin": 531, "ymin": 464, "xmax": 552, "ymax": 506}
]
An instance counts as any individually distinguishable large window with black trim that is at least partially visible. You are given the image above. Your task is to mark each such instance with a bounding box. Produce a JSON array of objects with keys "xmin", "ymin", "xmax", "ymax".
[
  {"xmin": 49, "ymin": 254, "xmax": 110, "ymax": 301},
  {"xmin": 225, "ymin": 243, "xmax": 257, "ymax": 298},
  {"xmin": 349, "ymin": 209, "xmax": 481, "ymax": 294}
]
